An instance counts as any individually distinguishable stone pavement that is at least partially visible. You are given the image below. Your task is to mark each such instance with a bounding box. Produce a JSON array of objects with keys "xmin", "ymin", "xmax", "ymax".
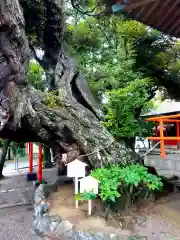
[
  {"xmin": 3, "ymin": 153, "xmax": 38, "ymax": 174},
  {"xmin": 0, "ymin": 174, "xmax": 36, "ymax": 240},
  {"xmin": 0, "ymin": 168, "xmax": 57, "ymax": 206},
  {"xmin": 0, "ymin": 205, "xmax": 41, "ymax": 240},
  {"xmin": 0, "ymin": 167, "xmax": 57, "ymax": 240}
]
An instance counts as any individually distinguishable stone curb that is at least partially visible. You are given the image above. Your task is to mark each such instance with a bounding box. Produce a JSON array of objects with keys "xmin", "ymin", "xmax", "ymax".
[{"xmin": 33, "ymin": 183, "xmax": 121, "ymax": 240}]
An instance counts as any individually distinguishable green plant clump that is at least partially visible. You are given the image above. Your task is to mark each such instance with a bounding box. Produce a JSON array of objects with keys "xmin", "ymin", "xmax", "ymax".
[
  {"xmin": 44, "ymin": 91, "xmax": 60, "ymax": 109},
  {"xmin": 91, "ymin": 164, "xmax": 163, "ymax": 203},
  {"xmin": 75, "ymin": 191, "xmax": 97, "ymax": 201}
]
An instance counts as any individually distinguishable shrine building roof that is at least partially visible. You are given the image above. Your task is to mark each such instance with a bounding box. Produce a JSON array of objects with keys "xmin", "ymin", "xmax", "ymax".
[
  {"xmin": 108, "ymin": 0, "xmax": 180, "ymax": 39},
  {"xmin": 142, "ymin": 100, "xmax": 180, "ymax": 117}
]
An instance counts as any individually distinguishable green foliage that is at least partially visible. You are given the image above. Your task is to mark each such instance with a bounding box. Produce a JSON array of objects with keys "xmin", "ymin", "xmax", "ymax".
[
  {"xmin": 67, "ymin": 18, "xmax": 101, "ymax": 50},
  {"xmin": 10, "ymin": 142, "xmax": 26, "ymax": 157},
  {"xmin": 91, "ymin": 164, "xmax": 163, "ymax": 203},
  {"xmin": 116, "ymin": 19, "xmax": 147, "ymax": 39},
  {"xmin": 127, "ymin": 237, "xmax": 143, "ymax": 240},
  {"xmin": 75, "ymin": 191, "xmax": 97, "ymax": 201},
  {"xmin": 133, "ymin": 34, "xmax": 180, "ymax": 100},
  {"xmin": 66, "ymin": 13, "xmax": 180, "ymax": 141},
  {"xmin": 28, "ymin": 61, "xmax": 60, "ymax": 108},
  {"xmin": 27, "ymin": 61, "xmax": 44, "ymax": 91},
  {"xmin": 102, "ymin": 78, "xmax": 155, "ymax": 139},
  {"xmin": 66, "ymin": 15, "xmax": 158, "ymax": 143}
]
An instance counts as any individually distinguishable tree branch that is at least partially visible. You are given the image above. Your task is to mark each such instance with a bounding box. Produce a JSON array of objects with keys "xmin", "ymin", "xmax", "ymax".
[{"xmin": 70, "ymin": 0, "xmax": 109, "ymax": 17}]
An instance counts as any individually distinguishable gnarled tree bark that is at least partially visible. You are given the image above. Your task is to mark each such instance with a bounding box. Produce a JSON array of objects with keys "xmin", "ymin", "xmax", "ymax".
[
  {"xmin": 0, "ymin": 139, "xmax": 11, "ymax": 178},
  {"xmin": 0, "ymin": 0, "xmax": 141, "ymax": 172}
]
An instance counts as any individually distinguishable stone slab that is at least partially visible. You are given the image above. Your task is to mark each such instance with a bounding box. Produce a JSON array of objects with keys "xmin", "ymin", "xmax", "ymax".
[
  {"xmin": 0, "ymin": 191, "xmax": 24, "ymax": 205},
  {"xmin": 144, "ymin": 154, "xmax": 180, "ymax": 172},
  {"xmin": 0, "ymin": 187, "xmax": 33, "ymax": 208}
]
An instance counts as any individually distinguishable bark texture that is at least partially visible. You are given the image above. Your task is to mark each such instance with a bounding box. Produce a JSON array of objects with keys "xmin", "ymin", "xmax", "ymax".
[
  {"xmin": 0, "ymin": 139, "xmax": 11, "ymax": 178},
  {"xmin": 0, "ymin": 0, "xmax": 141, "ymax": 169}
]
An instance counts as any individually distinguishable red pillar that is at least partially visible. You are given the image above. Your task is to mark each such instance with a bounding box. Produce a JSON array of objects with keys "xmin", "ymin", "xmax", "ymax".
[
  {"xmin": 38, "ymin": 145, "xmax": 43, "ymax": 182},
  {"xmin": 160, "ymin": 120, "xmax": 166, "ymax": 158},
  {"xmin": 29, "ymin": 142, "xmax": 33, "ymax": 173},
  {"xmin": 176, "ymin": 122, "xmax": 180, "ymax": 149}
]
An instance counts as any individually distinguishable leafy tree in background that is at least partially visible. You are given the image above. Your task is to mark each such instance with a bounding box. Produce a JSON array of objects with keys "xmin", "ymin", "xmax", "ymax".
[
  {"xmin": 27, "ymin": 61, "xmax": 45, "ymax": 91},
  {"xmin": 65, "ymin": 14, "xmax": 180, "ymax": 148},
  {"xmin": 66, "ymin": 16, "xmax": 158, "ymax": 148},
  {"xmin": 102, "ymin": 80, "xmax": 154, "ymax": 148}
]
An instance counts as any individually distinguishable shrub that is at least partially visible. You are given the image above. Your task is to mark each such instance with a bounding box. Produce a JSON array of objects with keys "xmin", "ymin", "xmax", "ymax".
[{"xmin": 91, "ymin": 164, "xmax": 163, "ymax": 204}]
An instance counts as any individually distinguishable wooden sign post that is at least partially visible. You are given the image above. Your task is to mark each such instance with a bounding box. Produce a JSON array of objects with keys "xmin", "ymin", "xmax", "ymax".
[
  {"xmin": 66, "ymin": 159, "xmax": 87, "ymax": 208},
  {"xmin": 79, "ymin": 176, "xmax": 99, "ymax": 215}
]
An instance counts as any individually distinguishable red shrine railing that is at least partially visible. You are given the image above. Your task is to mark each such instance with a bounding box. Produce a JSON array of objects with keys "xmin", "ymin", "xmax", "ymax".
[{"xmin": 146, "ymin": 114, "xmax": 180, "ymax": 158}]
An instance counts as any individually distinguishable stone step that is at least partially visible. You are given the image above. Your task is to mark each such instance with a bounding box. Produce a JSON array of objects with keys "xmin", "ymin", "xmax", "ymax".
[
  {"xmin": 144, "ymin": 154, "xmax": 180, "ymax": 172},
  {"xmin": 142, "ymin": 148, "xmax": 180, "ymax": 154},
  {"xmin": 157, "ymin": 170, "xmax": 180, "ymax": 179},
  {"xmin": 0, "ymin": 188, "xmax": 33, "ymax": 209}
]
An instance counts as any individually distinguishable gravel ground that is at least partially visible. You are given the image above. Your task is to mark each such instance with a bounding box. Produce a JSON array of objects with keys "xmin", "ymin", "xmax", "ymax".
[{"xmin": 0, "ymin": 205, "xmax": 41, "ymax": 240}]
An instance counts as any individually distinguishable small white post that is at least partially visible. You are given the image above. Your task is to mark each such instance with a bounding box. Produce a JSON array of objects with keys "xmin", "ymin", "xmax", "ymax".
[
  {"xmin": 88, "ymin": 199, "xmax": 92, "ymax": 215},
  {"xmin": 75, "ymin": 176, "xmax": 79, "ymax": 208}
]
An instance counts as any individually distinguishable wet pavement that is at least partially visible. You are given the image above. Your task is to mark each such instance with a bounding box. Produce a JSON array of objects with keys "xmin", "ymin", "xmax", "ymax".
[
  {"xmin": 0, "ymin": 205, "xmax": 42, "ymax": 240},
  {"xmin": 0, "ymin": 174, "xmax": 37, "ymax": 240},
  {"xmin": 0, "ymin": 159, "xmax": 57, "ymax": 240}
]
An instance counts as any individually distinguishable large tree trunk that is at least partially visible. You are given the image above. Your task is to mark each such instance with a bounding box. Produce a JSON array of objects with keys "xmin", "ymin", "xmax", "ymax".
[
  {"xmin": 0, "ymin": 0, "xmax": 142, "ymax": 170},
  {"xmin": 0, "ymin": 139, "xmax": 11, "ymax": 179}
]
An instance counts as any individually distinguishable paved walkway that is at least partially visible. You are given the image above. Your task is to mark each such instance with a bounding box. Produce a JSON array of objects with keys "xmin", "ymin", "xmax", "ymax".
[
  {"xmin": 0, "ymin": 173, "xmax": 36, "ymax": 240},
  {"xmin": 3, "ymin": 154, "xmax": 38, "ymax": 176},
  {"xmin": 0, "ymin": 160, "xmax": 57, "ymax": 240},
  {"xmin": 0, "ymin": 205, "xmax": 40, "ymax": 240}
]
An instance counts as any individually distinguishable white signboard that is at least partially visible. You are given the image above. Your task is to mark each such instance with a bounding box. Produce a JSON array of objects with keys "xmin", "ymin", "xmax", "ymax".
[
  {"xmin": 66, "ymin": 159, "xmax": 87, "ymax": 209},
  {"xmin": 66, "ymin": 159, "xmax": 87, "ymax": 178},
  {"xmin": 79, "ymin": 176, "xmax": 99, "ymax": 194}
]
